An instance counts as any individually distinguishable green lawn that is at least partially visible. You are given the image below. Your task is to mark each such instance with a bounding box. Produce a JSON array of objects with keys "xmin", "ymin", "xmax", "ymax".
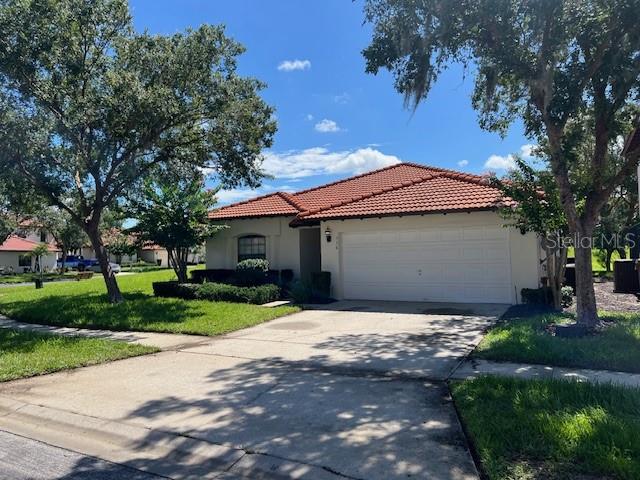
[
  {"xmin": 0, "ymin": 272, "xmax": 78, "ymax": 284},
  {"xmin": 0, "ymin": 328, "xmax": 156, "ymax": 382},
  {"xmin": 567, "ymin": 246, "xmax": 628, "ymax": 273},
  {"xmin": 451, "ymin": 376, "xmax": 640, "ymax": 480},
  {"xmin": 0, "ymin": 270, "xmax": 299, "ymax": 336},
  {"xmin": 475, "ymin": 311, "xmax": 640, "ymax": 373}
]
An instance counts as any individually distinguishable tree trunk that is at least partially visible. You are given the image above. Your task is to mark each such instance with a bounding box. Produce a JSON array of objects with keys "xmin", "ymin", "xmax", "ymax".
[
  {"xmin": 605, "ymin": 249, "xmax": 613, "ymax": 272},
  {"xmin": 59, "ymin": 249, "xmax": 67, "ymax": 275},
  {"xmin": 167, "ymin": 247, "xmax": 188, "ymax": 283},
  {"xmin": 87, "ymin": 227, "xmax": 123, "ymax": 304},
  {"xmin": 574, "ymin": 227, "xmax": 599, "ymax": 328},
  {"xmin": 543, "ymin": 234, "xmax": 567, "ymax": 310}
]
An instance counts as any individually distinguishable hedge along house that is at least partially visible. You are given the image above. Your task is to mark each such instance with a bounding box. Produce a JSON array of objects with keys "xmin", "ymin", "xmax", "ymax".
[{"xmin": 206, "ymin": 163, "xmax": 542, "ymax": 304}]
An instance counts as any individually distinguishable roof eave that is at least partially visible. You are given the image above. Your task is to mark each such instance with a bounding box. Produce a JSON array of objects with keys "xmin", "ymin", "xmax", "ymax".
[{"xmin": 298, "ymin": 206, "xmax": 499, "ymax": 223}]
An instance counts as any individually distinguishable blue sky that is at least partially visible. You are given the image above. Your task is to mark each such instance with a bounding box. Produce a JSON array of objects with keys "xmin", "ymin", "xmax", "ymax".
[{"xmin": 129, "ymin": 0, "xmax": 532, "ymax": 204}]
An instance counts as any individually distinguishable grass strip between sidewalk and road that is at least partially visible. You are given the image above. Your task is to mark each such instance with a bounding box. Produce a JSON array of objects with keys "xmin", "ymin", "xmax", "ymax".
[
  {"xmin": 474, "ymin": 311, "xmax": 640, "ymax": 373},
  {"xmin": 451, "ymin": 376, "xmax": 640, "ymax": 480},
  {"xmin": 0, "ymin": 328, "xmax": 157, "ymax": 382}
]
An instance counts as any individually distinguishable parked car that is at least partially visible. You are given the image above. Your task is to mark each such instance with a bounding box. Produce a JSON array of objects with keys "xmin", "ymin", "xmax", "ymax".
[
  {"xmin": 57, "ymin": 256, "xmax": 97, "ymax": 271},
  {"xmin": 88, "ymin": 262, "xmax": 121, "ymax": 274}
]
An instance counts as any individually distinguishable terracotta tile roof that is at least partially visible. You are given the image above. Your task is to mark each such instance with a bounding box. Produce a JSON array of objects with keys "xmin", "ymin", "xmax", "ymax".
[
  {"xmin": 0, "ymin": 235, "xmax": 59, "ymax": 252},
  {"xmin": 208, "ymin": 162, "xmax": 510, "ymax": 223},
  {"xmin": 208, "ymin": 192, "xmax": 302, "ymax": 220}
]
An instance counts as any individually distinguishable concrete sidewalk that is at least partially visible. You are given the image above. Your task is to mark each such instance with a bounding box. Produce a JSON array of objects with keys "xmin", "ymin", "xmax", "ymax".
[
  {"xmin": 0, "ymin": 315, "xmax": 211, "ymax": 351},
  {"xmin": 451, "ymin": 358, "xmax": 640, "ymax": 388}
]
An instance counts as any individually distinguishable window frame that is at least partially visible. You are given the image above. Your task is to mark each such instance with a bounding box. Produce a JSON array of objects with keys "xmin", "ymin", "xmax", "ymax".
[
  {"xmin": 18, "ymin": 254, "xmax": 31, "ymax": 267},
  {"xmin": 237, "ymin": 235, "xmax": 266, "ymax": 262}
]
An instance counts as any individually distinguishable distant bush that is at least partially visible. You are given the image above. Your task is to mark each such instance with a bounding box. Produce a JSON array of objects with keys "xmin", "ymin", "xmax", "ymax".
[
  {"xmin": 235, "ymin": 259, "xmax": 269, "ymax": 286},
  {"xmin": 153, "ymin": 281, "xmax": 279, "ymax": 305}
]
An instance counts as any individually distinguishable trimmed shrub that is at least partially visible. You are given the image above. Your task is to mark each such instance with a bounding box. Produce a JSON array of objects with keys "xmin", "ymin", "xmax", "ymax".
[
  {"xmin": 235, "ymin": 259, "xmax": 269, "ymax": 286},
  {"xmin": 521, "ymin": 286, "xmax": 572, "ymax": 307},
  {"xmin": 521, "ymin": 287, "xmax": 553, "ymax": 305},
  {"xmin": 152, "ymin": 281, "xmax": 198, "ymax": 299},
  {"xmin": 190, "ymin": 269, "xmax": 234, "ymax": 284},
  {"xmin": 195, "ymin": 282, "xmax": 280, "ymax": 304},
  {"xmin": 153, "ymin": 281, "xmax": 280, "ymax": 305},
  {"xmin": 561, "ymin": 285, "xmax": 574, "ymax": 308}
]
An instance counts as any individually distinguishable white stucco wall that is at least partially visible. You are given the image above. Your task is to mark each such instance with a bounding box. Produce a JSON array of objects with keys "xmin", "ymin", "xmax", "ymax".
[
  {"xmin": 320, "ymin": 211, "xmax": 540, "ymax": 304},
  {"xmin": 0, "ymin": 251, "xmax": 58, "ymax": 273},
  {"xmin": 206, "ymin": 216, "xmax": 301, "ymax": 276}
]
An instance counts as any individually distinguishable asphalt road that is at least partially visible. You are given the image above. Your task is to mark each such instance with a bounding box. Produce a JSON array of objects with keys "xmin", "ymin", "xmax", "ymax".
[{"xmin": 0, "ymin": 430, "xmax": 162, "ymax": 480}]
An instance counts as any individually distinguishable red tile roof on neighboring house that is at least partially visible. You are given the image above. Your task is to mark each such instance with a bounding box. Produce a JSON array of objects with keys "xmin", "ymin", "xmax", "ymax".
[
  {"xmin": 208, "ymin": 162, "xmax": 512, "ymax": 224},
  {"xmin": 0, "ymin": 236, "xmax": 59, "ymax": 252}
]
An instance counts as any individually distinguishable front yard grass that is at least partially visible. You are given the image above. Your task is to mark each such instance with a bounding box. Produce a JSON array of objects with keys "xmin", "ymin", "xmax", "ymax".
[
  {"xmin": 0, "ymin": 328, "xmax": 156, "ymax": 382},
  {"xmin": 474, "ymin": 311, "xmax": 640, "ymax": 373},
  {"xmin": 451, "ymin": 376, "xmax": 640, "ymax": 480},
  {"xmin": 0, "ymin": 270, "xmax": 299, "ymax": 336}
]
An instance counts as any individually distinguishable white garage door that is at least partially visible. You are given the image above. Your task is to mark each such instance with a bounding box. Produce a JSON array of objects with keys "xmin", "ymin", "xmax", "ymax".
[{"xmin": 341, "ymin": 226, "xmax": 512, "ymax": 304}]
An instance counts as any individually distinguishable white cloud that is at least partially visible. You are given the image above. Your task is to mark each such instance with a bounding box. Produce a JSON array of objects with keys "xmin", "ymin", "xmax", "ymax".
[
  {"xmin": 457, "ymin": 159, "xmax": 469, "ymax": 168},
  {"xmin": 314, "ymin": 119, "xmax": 341, "ymax": 133},
  {"xmin": 277, "ymin": 59, "xmax": 311, "ymax": 72},
  {"xmin": 484, "ymin": 143, "xmax": 540, "ymax": 171},
  {"xmin": 262, "ymin": 146, "xmax": 401, "ymax": 179},
  {"xmin": 520, "ymin": 144, "xmax": 536, "ymax": 159},
  {"xmin": 484, "ymin": 154, "xmax": 516, "ymax": 171},
  {"xmin": 305, "ymin": 114, "xmax": 314, "ymax": 121},
  {"xmin": 215, "ymin": 147, "xmax": 403, "ymax": 204},
  {"xmin": 216, "ymin": 183, "xmax": 295, "ymax": 205}
]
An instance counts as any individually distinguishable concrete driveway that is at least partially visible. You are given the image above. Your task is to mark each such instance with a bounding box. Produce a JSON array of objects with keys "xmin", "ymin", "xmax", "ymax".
[{"xmin": 0, "ymin": 301, "xmax": 506, "ymax": 480}]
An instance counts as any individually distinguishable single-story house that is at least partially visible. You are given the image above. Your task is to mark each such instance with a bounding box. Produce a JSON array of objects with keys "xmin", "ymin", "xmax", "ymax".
[
  {"xmin": 0, "ymin": 235, "xmax": 59, "ymax": 273},
  {"xmin": 139, "ymin": 244, "xmax": 205, "ymax": 267},
  {"xmin": 207, "ymin": 163, "xmax": 542, "ymax": 304}
]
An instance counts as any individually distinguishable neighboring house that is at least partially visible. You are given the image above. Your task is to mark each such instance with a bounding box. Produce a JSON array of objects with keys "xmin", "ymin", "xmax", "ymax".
[
  {"xmin": 139, "ymin": 245, "xmax": 168, "ymax": 267},
  {"xmin": 139, "ymin": 245, "xmax": 205, "ymax": 267},
  {"xmin": 207, "ymin": 163, "xmax": 542, "ymax": 304},
  {"xmin": 0, "ymin": 236, "xmax": 59, "ymax": 273},
  {"xmin": 15, "ymin": 221, "xmax": 56, "ymax": 245}
]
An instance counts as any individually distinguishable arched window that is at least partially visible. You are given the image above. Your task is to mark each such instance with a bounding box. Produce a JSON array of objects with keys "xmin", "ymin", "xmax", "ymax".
[{"xmin": 238, "ymin": 235, "xmax": 266, "ymax": 262}]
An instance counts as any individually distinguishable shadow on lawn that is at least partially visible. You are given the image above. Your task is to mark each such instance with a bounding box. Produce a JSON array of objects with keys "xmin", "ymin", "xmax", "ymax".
[{"xmin": 0, "ymin": 292, "xmax": 200, "ymax": 331}]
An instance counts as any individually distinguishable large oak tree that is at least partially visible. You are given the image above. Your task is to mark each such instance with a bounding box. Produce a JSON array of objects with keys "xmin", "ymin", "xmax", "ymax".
[
  {"xmin": 363, "ymin": 0, "xmax": 640, "ymax": 327},
  {"xmin": 0, "ymin": 0, "xmax": 275, "ymax": 302}
]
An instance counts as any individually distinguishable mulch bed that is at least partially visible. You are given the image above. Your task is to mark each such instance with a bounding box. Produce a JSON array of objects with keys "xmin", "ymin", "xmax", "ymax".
[{"xmin": 566, "ymin": 280, "xmax": 640, "ymax": 314}]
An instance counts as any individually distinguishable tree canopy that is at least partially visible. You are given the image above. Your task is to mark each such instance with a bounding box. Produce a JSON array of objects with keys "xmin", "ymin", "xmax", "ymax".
[
  {"xmin": 363, "ymin": 0, "xmax": 640, "ymax": 327},
  {"xmin": 128, "ymin": 170, "xmax": 223, "ymax": 283},
  {"xmin": 0, "ymin": 0, "xmax": 276, "ymax": 302}
]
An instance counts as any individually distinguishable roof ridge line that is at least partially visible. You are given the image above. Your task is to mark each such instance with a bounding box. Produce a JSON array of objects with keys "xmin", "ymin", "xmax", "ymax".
[
  {"xmin": 297, "ymin": 172, "xmax": 445, "ymax": 219},
  {"xmin": 276, "ymin": 191, "xmax": 307, "ymax": 212},
  {"xmin": 291, "ymin": 162, "xmax": 417, "ymax": 197},
  {"xmin": 406, "ymin": 162, "xmax": 492, "ymax": 186}
]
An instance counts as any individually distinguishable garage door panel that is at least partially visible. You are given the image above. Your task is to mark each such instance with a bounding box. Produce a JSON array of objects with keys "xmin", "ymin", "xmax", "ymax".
[{"xmin": 342, "ymin": 227, "xmax": 512, "ymax": 304}]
